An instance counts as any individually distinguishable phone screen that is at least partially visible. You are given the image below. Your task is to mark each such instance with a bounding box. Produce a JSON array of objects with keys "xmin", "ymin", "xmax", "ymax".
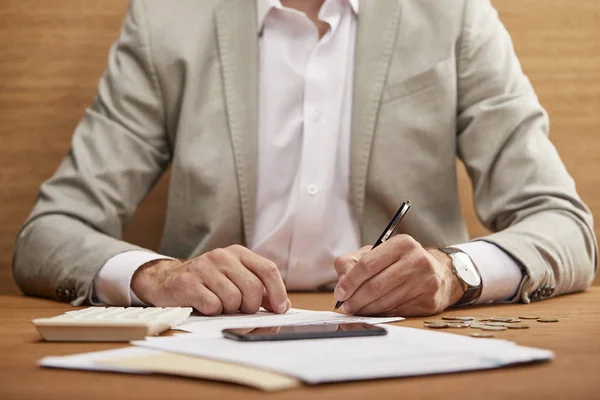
[{"xmin": 222, "ymin": 323, "xmax": 387, "ymax": 341}]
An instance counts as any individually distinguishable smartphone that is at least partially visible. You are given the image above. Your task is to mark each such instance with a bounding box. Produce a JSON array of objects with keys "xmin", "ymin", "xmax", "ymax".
[{"xmin": 222, "ymin": 323, "xmax": 387, "ymax": 342}]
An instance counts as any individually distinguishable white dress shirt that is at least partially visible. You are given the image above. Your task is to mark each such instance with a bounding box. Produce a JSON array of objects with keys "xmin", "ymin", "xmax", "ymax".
[{"xmin": 94, "ymin": 0, "xmax": 522, "ymax": 306}]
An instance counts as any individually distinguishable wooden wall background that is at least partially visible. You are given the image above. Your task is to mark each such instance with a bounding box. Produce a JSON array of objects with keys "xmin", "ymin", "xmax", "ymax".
[{"xmin": 0, "ymin": 0, "xmax": 598, "ymax": 295}]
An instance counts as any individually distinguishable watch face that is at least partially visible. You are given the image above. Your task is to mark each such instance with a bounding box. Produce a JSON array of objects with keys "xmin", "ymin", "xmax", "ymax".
[{"xmin": 453, "ymin": 252, "xmax": 481, "ymax": 287}]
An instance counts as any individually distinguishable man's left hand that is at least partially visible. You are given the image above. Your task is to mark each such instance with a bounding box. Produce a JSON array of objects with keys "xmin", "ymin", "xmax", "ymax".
[{"xmin": 333, "ymin": 235, "xmax": 465, "ymax": 317}]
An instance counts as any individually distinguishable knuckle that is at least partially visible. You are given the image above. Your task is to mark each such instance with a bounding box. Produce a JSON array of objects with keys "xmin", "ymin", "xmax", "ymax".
[
  {"xmin": 220, "ymin": 287, "xmax": 242, "ymax": 312},
  {"xmin": 245, "ymin": 278, "xmax": 264, "ymax": 295},
  {"xmin": 189, "ymin": 259, "xmax": 208, "ymax": 274},
  {"xmin": 205, "ymin": 248, "xmax": 229, "ymax": 264},
  {"xmin": 415, "ymin": 252, "xmax": 432, "ymax": 268},
  {"xmin": 398, "ymin": 234, "xmax": 418, "ymax": 250},
  {"xmin": 171, "ymin": 270, "xmax": 192, "ymax": 289},
  {"xmin": 227, "ymin": 244, "xmax": 245, "ymax": 253},
  {"xmin": 426, "ymin": 274, "xmax": 443, "ymax": 292}
]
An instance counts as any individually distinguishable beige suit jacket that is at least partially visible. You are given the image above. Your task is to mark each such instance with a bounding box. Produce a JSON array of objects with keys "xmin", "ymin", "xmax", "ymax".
[{"xmin": 13, "ymin": 0, "xmax": 597, "ymax": 306}]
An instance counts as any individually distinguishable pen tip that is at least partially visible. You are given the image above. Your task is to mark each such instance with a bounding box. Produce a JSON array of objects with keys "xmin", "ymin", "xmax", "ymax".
[
  {"xmin": 334, "ymin": 301, "xmax": 343, "ymax": 311},
  {"xmin": 406, "ymin": 200, "xmax": 412, "ymax": 207}
]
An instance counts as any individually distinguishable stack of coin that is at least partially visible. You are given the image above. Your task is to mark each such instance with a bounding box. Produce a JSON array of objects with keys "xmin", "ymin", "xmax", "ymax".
[{"xmin": 422, "ymin": 316, "xmax": 559, "ymax": 338}]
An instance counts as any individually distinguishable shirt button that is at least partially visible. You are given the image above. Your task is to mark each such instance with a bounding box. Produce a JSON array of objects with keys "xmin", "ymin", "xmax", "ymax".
[{"xmin": 307, "ymin": 184, "xmax": 318, "ymax": 196}]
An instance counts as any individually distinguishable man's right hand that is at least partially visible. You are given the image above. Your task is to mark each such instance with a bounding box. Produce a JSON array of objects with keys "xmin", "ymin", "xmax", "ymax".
[{"xmin": 130, "ymin": 245, "xmax": 290, "ymax": 315}]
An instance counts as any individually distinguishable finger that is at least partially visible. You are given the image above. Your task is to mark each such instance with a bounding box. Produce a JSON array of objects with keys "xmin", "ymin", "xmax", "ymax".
[
  {"xmin": 221, "ymin": 263, "xmax": 265, "ymax": 314},
  {"xmin": 200, "ymin": 269, "xmax": 243, "ymax": 314},
  {"xmin": 386, "ymin": 293, "xmax": 441, "ymax": 318},
  {"xmin": 334, "ymin": 235, "xmax": 420, "ymax": 302},
  {"xmin": 342, "ymin": 259, "xmax": 410, "ymax": 314},
  {"xmin": 261, "ymin": 288, "xmax": 274, "ymax": 312},
  {"xmin": 333, "ymin": 246, "xmax": 372, "ymax": 277},
  {"xmin": 352, "ymin": 274, "xmax": 443, "ymax": 317},
  {"xmin": 229, "ymin": 246, "xmax": 289, "ymax": 314},
  {"xmin": 185, "ymin": 283, "xmax": 224, "ymax": 316},
  {"xmin": 262, "ymin": 292, "xmax": 292, "ymax": 313}
]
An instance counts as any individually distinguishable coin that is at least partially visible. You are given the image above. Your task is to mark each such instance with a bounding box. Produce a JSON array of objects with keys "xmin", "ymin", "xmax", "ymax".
[
  {"xmin": 446, "ymin": 323, "xmax": 470, "ymax": 329},
  {"xmin": 453, "ymin": 317, "xmax": 475, "ymax": 321},
  {"xmin": 519, "ymin": 316, "xmax": 541, "ymax": 320},
  {"xmin": 485, "ymin": 322, "xmax": 511, "ymax": 327},
  {"xmin": 423, "ymin": 321, "xmax": 438, "ymax": 324},
  {"xmin": 537, "ymin": 318, "xmax": 559, "ymax": 323},
  {"xmin": 481, "ymin": 326, "xmax": 507, "ymax": 331},
  {"xmin": 427, "ymin": 322, "xmax": 449, "ymax": 329},
  {"xmin": 471, "ymin": 333, "xmax": 495, "ymax": 338},
  {"xmin": 510, "ymin": 319, "xmax": 522, "ymax": 323},
  {"xmin": 507, "ymin": 324, "xmax": 530, "ymax": 329},
  {"xmin": 490, "ymin": 317, "xmax": 514, "ymax": 323},
  {"xmin": 470, "ymin": 324, "xmax": 488, "ymax": 329}
]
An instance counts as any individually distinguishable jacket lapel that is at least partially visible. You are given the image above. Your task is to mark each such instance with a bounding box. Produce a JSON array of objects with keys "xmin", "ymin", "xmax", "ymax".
[
  {"xmin": 350, "ymin": 0, "xmax": 401, "ymax": 226},
  {"xmin": 215, "ymin": 0, "xmax": 259, "ymax": 246}
]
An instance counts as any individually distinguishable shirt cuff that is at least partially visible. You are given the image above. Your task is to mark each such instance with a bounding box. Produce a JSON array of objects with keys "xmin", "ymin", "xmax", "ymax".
[
  {"xmin": 93, "ymin": 251, "xmax": 175, "ymax": 306},
  {"xmin": 452, "ymin": 241, "xmax": 524, "ymax": 304}
]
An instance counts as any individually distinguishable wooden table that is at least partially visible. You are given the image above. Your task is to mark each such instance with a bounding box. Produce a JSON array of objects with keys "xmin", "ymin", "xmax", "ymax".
[{"xmin": 1, "ymin": 289, "xmax": 599, "ymax": 399}]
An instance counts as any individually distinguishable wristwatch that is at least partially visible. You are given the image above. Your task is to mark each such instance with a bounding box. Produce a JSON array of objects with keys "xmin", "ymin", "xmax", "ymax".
[{"xmin": 442, "ymin": 247, "xmax": 483, "ymax": 306}]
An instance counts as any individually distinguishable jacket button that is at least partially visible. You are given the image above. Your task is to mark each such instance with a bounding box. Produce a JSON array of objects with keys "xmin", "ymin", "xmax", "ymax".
[
  {"xmin": 530, "ymin": 289, "xmax": 540, "ymax": 301},
  {"xmin": 56, "ymin": 288, "xmax": 64, "ymax": 301},
  {"xmin": 69, "ymin": 289, "xmax": 77, "ymax": 301},
  {"xmin": 63, "ymin": 289, "xmax": 71, "ymax": 302}
]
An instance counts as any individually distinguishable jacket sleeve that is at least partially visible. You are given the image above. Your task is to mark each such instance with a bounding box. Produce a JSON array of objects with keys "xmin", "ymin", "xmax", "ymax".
[
  {"xmin": 456, "ymin": 0, "xmax": 597, "ymax": 303},
  {"xmin": 13, "ymin": 0, "xmax": 170, "ymax": 305}
]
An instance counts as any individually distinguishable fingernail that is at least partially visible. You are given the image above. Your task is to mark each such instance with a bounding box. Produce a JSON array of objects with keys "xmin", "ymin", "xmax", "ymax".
[
  {"xmin": 334, "ymin": 287, "xmax": 346, "ymax": 302},
  {"xmin": 342, "ymin": 304, "xmax": 352, "ymax": 314},
  {"xmin": 285, "ymin": 299, "xmax": 292, "ymax": 312},
  {"xmin": 277, "ymin": 302, "xmax": 287, "ymax": 314}
]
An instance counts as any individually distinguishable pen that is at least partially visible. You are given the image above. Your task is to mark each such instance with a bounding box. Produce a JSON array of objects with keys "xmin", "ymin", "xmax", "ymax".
[{"xmin": 334, "ymin": 200, "xmax": 412, "ymax": 311}]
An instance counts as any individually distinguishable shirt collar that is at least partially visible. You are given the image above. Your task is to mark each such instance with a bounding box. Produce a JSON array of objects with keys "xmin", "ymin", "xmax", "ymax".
[{"xmin": 256, "ymin": 0, "xmax": 359, "ymax": 33}]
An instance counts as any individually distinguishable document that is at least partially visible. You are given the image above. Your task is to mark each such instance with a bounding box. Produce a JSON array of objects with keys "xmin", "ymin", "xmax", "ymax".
[
  {"xmin": 38, "ymin": 308, "xmax": 553, "ymax": 389},
  {"xmin": 39, "ymin": 346, "xmax": 156, "ymax": 374},
  {"xmin": 133, "ymin": 325, "xmax": 553, "ymax": 385},
  {"xmin": 173, "ymin": 307, "xmax": 403, "ymax": 337},
  {"xmin": 39, "ymin": 347, "xmax": 301, "ymax": 391}
]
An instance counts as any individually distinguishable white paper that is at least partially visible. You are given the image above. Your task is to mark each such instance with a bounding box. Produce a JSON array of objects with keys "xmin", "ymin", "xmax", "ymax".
[
  {"xmin": 133, "ymin": 325, "xmax": 554, "ymax": 384},
  {"xmin": 39, "ymin": 346, "xmax": 158, "ymax": 374},
  {"xmin": 174, "ymin": 307, "xmax": 403, "ymax": 338}
]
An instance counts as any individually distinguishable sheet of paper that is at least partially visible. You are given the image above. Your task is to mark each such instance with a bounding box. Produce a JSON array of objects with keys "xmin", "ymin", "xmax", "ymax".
[
  {"xmin": 174, "ymin": 307, "xmax": 403, "ymax": 337},
  {"xmin": 98, "ymin": 351, "xmax": 301, "ymax": 391},
  {"xmin": 39, "ymin": 346, "xmax": 156, "ymax": 374},
  {"xmin": 133, "ymin": 325, "xmax": 554, "ymax": 385},
  {"xmin": 39, "ymin": 346, "xmax": 301, "ymax": 391}
]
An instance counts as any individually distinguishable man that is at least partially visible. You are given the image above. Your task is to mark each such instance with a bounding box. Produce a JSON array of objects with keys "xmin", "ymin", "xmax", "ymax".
[{"xmin": 13, "ymin": 0, "xmax": 597, "ymax": 317}]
